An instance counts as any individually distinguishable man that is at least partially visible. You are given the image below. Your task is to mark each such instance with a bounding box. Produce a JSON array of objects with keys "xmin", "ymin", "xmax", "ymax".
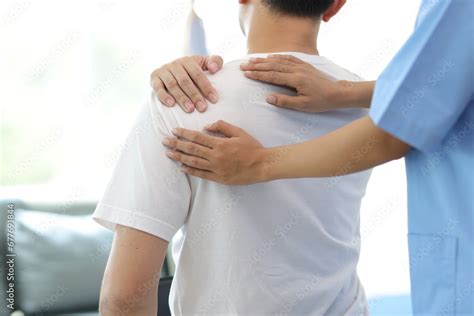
[
  {"xmin": 94, "ymin": 0, "xmax": 375, "ymax": 314},
  {"xmin": 159, "ymin": 0, "xmax": 474, "ymax": 315}
]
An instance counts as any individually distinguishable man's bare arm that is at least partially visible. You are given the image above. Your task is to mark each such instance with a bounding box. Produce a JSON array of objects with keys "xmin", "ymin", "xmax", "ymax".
[{"xmin": 99, "ymin": 225, "xmax": 168, "ymax": 315}]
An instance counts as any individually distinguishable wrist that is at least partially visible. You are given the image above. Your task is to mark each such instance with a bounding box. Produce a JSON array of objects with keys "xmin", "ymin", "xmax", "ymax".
[
  {"xmin": 332, "ymin": 80, "xmax": 352, "ymax": 109},
  {"xmin": 254, "ymin": 147, "xmax": 276, "ymax": 183},
  {"xmin": 334, "ymin": 80, "xmax": 374, "ymax": 109}
]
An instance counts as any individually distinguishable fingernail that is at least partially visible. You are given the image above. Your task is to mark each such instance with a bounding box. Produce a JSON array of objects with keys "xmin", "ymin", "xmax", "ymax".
[
  {"xmin": 161, "ymin": 138, "xmax": 171, "ymax": 146},
  {"xmin": 240, "ymin": 63, "xmax": 249, "ymax": 67},
  {"xmin": 184, "ymin": 101, "xmax": 194, "ymax": 112},
  {"xmin": 209, "ymin": 62, "xmax": 218, "ymax": 72},
  {"xmin": 166, "ymin": 151, "xmax": 175, "ymax": 158},
  {"xmin": 172, "ymin": 128, "xmax": 178, "ymax": 135},
  {"xmin": 267, "ymin": 95, "xmax": 277, "ymax": 104},
  {"xmin": 165, "ymin": 97, "xmax": 174, "ymax": 106},
  {"xmin": 244, "ymin": 71, "xmax": 253, "ymax": 77},
  {"xmin": 208, "ymin": 92, "xmax": 218, "ymax": 103},
  {"xmin": 196, "ymin": 100, "xmax": 207, "ymax": 111},
  {"xmin": 249, "ymin": 57, "xmax": 258, "ymax": 62},
  {"xmin": 204, "ymin": 123, "xmax": 213, "ymax": 129}
]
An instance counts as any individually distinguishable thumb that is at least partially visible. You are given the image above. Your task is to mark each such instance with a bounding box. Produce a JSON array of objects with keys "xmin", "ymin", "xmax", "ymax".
[
  {"xmin": 204, "ymin": 55, "xmax": 224, "ymax": 74},
  {"xmin": 205, "ymin": 120, "xmax": 243, "ymax": 137},
  {"xmin": 266, "ymin": 94, "xmax": 309, "ymax": 111}
]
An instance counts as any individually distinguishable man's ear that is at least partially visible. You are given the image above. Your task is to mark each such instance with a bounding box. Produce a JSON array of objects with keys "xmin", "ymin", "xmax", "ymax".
[{"xmin": 322, "ymin": 0, "xmax": 346, "ymax": 22}]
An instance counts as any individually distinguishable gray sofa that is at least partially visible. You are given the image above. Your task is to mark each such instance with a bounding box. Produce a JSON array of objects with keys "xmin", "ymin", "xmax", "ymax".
[{"xmin": 0, "ymin": 199, "xmax": 172, "ymax": 316}]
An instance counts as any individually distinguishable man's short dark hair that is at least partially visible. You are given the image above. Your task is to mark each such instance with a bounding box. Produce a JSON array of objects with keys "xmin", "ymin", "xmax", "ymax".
[{"xmin": 262, "ymin": 0, "xmax": 334, "ymax": 19}]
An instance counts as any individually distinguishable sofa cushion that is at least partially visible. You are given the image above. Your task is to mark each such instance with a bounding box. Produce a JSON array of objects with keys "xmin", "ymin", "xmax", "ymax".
[{"xmin": 15, "ymin": 209, "xmax": 113, "ymax": 314}]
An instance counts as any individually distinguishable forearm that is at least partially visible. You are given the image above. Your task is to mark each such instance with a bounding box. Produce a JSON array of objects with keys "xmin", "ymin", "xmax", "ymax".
[
  {"xmin": 259, "ymin": 116, "xmax": 410, "ymax": 181},
  {"xmin": 336, "ymin": 80, "xmax": 375, "ymax": 109}
]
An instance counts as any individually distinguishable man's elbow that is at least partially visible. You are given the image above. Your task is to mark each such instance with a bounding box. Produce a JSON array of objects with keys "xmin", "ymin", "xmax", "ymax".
[
  {"xmin": 99, "ymin": 292, "xmax": 133, "ymax": 315},
  {"xmin": 99, "ymin": 294, "xmax": 126, "ymax": 315},
  {"xmin": 99, "ymin": 289, "xmax": 155, "ymax": 316}
]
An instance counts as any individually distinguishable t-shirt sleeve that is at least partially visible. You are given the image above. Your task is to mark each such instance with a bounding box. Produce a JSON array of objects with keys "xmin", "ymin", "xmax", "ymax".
[
  {"xmin": 93, "ymin": 93, "xmax": 191, "ymax": 242},
  {"xmin": 369, "ymin": 0, "xmax": 473, "ymax": 153}
]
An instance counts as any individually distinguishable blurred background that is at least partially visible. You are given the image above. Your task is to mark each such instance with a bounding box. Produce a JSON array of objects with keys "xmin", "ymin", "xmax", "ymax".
[{"xmin": 1, "ymin": 0, "xmax": 422, "ymax": 314}]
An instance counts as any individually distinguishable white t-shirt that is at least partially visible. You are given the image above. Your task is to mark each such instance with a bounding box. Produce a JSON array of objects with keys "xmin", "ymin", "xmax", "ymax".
[{"xmin": 93, "ymin": 52, "xmax": 372, "ymax": 315}]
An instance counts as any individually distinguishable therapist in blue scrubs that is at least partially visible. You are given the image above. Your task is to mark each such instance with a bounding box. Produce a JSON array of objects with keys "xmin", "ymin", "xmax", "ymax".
[
  {"xmin": 369, "ymin": 1, "xmax": 473, "ymax": 314},
  {"xmin": 156, "ymin": 0, "xmax": 473, "ymax": 314}
]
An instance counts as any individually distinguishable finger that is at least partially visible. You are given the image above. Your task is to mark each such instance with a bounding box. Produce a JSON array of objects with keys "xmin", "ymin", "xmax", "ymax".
[
  {"xmin": 170, "ymin": 63, "xmax": 208, "ymax": 112},
  {"xmin": 181, "ymin": 166, "xmax": 219, "ymax": 182},
  {"xmin": 243, "ymin": 70, "xmax": 296, "ymax": 87},
  {"xmin": 266, "ymin": 94, "xmax": 309, "ymax": 111},
  {"xmin": 240, "ymin": 62, "xmax": 294, "ymax": 73},
  {"xmin": 204, "ymin": 55, "xmax": 224, "ymax": 74},
  {"xmin": 205, "ymin": 120, "xmax": 244, "ymax": 138},
  {"xmin": 166, "ymin": 150, "xmax": 212, "ymax": 171},
  {"xmin": 182, "ymin": 61, "xmax": 218, "ymax": 106},
  {"xmin": 266, "ymin": 54, "xmax": 305, "ymax": 64},
  {"xmin": 162, "ymin": 137, "xmax": 212, "ymax": 159},
  {"xmin": 172, "ymin": 128, "xmax": 218, "ymax": 148},
  {"xmin": 160, "ymin": 70, "xmax": 195, "ymax": 113},
  {"xmin": 150, "ymin": 71, "xmax": 176, "ymax": 106}
]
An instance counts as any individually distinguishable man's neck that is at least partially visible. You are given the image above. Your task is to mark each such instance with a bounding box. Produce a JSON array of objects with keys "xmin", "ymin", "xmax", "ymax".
[{"xmin": 246, "ymin": 9, "xmax": 320, "ymax": 55}]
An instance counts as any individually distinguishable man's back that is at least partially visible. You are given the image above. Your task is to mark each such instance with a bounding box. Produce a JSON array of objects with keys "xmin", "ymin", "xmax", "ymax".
[{"xmin": 94, "ymin": 52, "xmax": 371, "ymax": 315}]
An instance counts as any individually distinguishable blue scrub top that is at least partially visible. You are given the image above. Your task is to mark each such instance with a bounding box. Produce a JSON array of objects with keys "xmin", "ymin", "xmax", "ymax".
[{"xmin": 370, "ymin": 0, "xmax": 473, "ymax": 315}]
